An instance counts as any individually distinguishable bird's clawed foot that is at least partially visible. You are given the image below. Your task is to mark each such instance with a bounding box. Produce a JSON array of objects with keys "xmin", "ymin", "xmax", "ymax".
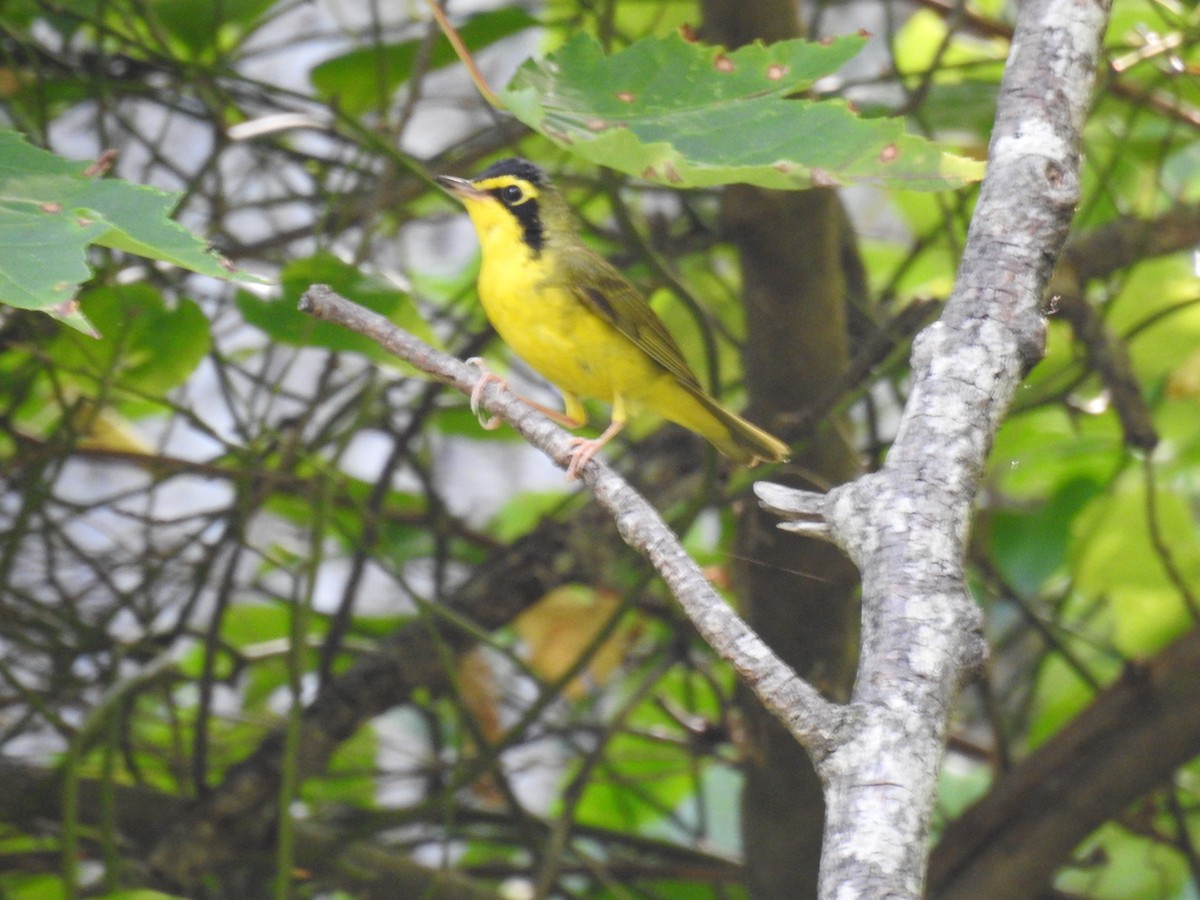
[
  {"xmin": 466, "ymin": 357, "xmax": 504, "ymax": 430},
  {"xmin": 563, "ymin": 418, "xmax": 625, "ymax": 480},
  {"xmin": 564, "ymin": 437, "xmax": 603, "ymax": 480}
]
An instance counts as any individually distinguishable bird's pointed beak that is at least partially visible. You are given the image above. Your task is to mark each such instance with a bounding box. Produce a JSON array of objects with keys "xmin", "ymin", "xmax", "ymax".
[{"xmin": 435, "ymin": 174, "xmax": 485, "ymax": 200}]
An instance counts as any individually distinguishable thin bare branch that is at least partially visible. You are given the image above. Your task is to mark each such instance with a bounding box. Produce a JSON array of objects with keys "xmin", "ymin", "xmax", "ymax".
[{"xmin": 297, "ymin": 284, "xmax": 849, "ymax": 755}]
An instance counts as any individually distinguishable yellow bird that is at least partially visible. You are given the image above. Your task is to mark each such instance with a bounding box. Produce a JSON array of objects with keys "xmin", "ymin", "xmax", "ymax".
[{"xmin": 436, "ymin": 158, "xmax": 790, "ymax": 479}]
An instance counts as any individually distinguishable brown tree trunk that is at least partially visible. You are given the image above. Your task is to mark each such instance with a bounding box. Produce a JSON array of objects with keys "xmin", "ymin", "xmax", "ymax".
[{"xmin": 699, "ymin": 2, "xmax": 864, "ymax": 896}]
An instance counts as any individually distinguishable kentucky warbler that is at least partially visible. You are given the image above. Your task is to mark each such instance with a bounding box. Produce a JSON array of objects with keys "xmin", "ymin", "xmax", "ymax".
[{"xmin": 436, "ymin": 157, "xmax": 790, "ymax": 479}]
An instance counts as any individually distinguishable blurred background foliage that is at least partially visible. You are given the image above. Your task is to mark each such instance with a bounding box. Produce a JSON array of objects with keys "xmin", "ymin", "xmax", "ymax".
[{"xmin": 0, "ymin": 0, "xmax": 1198, "ymax": 897}]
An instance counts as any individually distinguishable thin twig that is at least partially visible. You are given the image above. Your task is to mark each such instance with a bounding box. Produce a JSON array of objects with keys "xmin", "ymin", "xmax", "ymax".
[{"xmin": 423, "ymin": 0, "xmax": 503, "ymax": 109}]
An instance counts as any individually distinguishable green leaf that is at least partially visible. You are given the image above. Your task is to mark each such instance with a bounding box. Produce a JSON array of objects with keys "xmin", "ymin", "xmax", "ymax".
[
  {"xmin": 1070, "ymin": 471, "xmax": 1200, "ymax": 655},
  {"xmin": 209, "ymin": 603, "xmax": 326, "ymax": 709},
  {"xmin": 222, "ymin": 603, "xmax": 297, "ymax": 650},
  {"xmin": 490, "ymin": 491, "xmax": 567, "ymax": 541},
  {"xmin": 0, "ymin": 130, "xmax": 253, "ymax": 334},
  {"xmin": 0, "ymin": 0, "xmax": 42, "ymax": 29},
  {"xmin": 1057, "ymin": 822, "xmax": 1190, "ymax": 900},
  {"xmin": 1110, "ymin": 255, "xmax": 1200, "ymax": 385},
  {"xmin": 501, "ymin": 33, "xmax": 984, "ymax": 190},
  {"xmin": 640, "ymin": 881, "xmax": 748, "ymax": 900},
  {"xmin": 574, "ymin": 734, "xmax": 696, "ymax": 830},
  {"xmin": 1027, "ymin": 650, "xmax": 1116, "ymax": 748},
  {"xmin": 46, "ymin": 284, "xmax": 211, "ymax": 410},
  {"xmin": 175, "ymin": 641, "xmax": 236, "ymax": 683},
  {"xmin": 935, "ymin": 765, "xmax": 991, "ymax": 828},
  {"xmin": 312, "ymin": 9, "xmax": 538, "ymax": 116},
  {"xmin": 237, "ymin": 252, "xmax": 442, "ymax": 373},
  {"xmin": 893, "ymin": 9, "xmax": 1006, "ymax": 78},
  {"xmin": 0, "ymin": 208, "xmax": 108, "ymax": 334},
  {"xmin": 431, "ymin": 403, "xmax": 526, "ymax": 440},
  {"xmin": 989, "ymin": 477, "xmax": 1103, "ymax": 596},
  {"xmin": 574, "ymin": 664, "xmax": 729, "ymax": 830},
  {"xmin": 268, "ymin": 477, "xmax": 433, "ymax": 563},
  {"xmin": 988, "ymin": 406, "xmax": 1124, "ymax": 500},
  {"xmin": 0, "ymin": 872, "xmax": 68, "ymax": 899},
  {"xmin": 147, "ymin": 0, "xmax": 276, "ymax": 59},
  {"xmin": 303, "ymin": 725, "xmax": 379, "ymax": 810}
]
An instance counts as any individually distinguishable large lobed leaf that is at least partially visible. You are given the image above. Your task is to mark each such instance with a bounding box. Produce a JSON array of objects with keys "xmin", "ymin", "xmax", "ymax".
[
  {"xmin": 502, "ymin": 32, "xmax": 985, "ymax": 191},
  {"xmin": 0, "ymin": 130, "xmax": 251, "ymax": 335}
]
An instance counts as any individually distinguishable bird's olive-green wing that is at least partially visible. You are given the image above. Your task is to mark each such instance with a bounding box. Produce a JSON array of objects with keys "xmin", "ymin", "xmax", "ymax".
[{"xmin": 555, "ymin": 248, "xmax": 703, "ymax": 391}]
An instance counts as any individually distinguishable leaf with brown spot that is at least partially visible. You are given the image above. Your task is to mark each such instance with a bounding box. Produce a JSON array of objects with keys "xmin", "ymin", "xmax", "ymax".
[{"xmin": 502, "ymin": 33, "xmax": 984, "ymax": 190}]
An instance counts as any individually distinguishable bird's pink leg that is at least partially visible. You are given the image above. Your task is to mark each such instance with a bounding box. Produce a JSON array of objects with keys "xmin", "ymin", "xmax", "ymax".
[
  {"xmin": 563, "ymin": 393, "xmax": 627, "ymax": 480},
  {"xmin": 466, "ymin": 358, "xmax": 586, "ymax": 430}
]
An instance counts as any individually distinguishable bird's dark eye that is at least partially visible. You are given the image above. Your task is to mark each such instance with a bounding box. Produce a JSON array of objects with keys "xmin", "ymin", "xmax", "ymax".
[{"xmin": 501, "ymin": 184, "xmax": 524, "ymax": 204}]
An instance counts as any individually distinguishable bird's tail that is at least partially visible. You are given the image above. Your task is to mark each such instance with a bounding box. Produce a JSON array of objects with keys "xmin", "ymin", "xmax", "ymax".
[{"xmin": 684, "ymin": 385, "xmax": 790, "ymax": 466}]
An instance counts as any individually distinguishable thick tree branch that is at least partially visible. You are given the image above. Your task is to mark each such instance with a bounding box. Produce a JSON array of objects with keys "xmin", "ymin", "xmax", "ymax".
[{"xmin": 759, "ymin": 0, "xmax": 1112, "ymax": 894}]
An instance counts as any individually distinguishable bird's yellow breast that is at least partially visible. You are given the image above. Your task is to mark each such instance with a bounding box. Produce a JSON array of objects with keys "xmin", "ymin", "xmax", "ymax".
[{"xmin": 471, "ymin": 211, "xmax": 663, "ymax": 407}]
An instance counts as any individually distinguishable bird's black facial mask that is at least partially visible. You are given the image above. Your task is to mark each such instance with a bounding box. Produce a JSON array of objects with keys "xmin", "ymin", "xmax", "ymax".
[
  {"xmin": 489, "ymin": 181, "xmax": 544, "ymax": 255},
  {"xmin": 474, "ymin": 158, "xmax": 549, "ymax": 254}
]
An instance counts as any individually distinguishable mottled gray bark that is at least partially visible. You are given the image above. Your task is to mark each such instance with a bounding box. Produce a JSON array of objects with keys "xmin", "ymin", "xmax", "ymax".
[{"xmin": 759, "ymin": 0, "xmax": 1112, "ymax": 893}]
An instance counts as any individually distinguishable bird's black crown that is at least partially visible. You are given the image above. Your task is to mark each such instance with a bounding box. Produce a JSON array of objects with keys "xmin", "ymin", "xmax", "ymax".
[{"xmin": 476, "ymin": 157, "xmax": 547, "ymax": 186}]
